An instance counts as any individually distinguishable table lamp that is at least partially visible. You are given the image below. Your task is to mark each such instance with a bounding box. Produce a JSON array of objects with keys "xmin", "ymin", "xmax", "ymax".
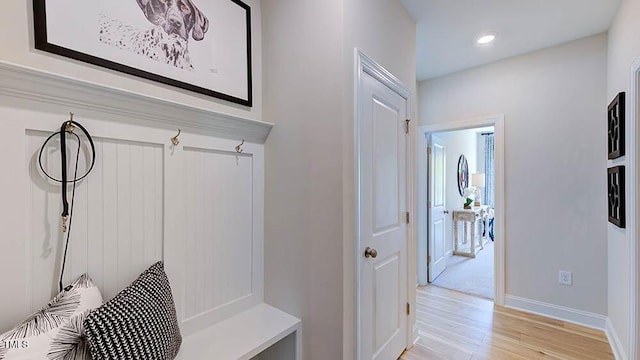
[{"xmin": 471, "ymin": 173, "xmax": 485, "ymax": 206}]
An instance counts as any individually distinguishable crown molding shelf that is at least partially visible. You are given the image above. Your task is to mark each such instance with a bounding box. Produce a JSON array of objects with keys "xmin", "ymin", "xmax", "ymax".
[{"xmin": 0, "ymin": 61, "xmax": 272, "ymax": 143}]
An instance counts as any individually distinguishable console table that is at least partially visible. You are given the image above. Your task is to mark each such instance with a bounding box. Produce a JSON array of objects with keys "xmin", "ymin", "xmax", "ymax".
[{"xmin": 452, "ymin": 206, "xmax": 489, "ymax": 258}]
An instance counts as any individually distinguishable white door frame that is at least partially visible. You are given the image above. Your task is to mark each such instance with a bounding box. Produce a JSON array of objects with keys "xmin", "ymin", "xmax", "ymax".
[
  {"xmin": 353, "ymin": 49, "xmax": 416, "ymax": 358},
  {"xmin": 416, "ymin": 115, "xmax": 505, "ymax": 305},
  {"xmin": 626, "ymin": 56, "xmax": 640, "ymax": 360}
]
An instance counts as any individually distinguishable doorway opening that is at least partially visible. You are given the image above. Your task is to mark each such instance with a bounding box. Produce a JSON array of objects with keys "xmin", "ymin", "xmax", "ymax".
[
  {"xmin": 427, "ymin": 126, "xmax": 495, "ymax": 300},
  {"xmin": 416, "ymin": 115, "xmax": 505, "ymax": 305}
]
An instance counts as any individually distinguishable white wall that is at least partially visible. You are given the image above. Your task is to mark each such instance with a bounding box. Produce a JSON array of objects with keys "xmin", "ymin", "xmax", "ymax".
[
  {"xmin": 262, "ymin": 1, "xmax": 344, "ymax": 359},
  {"xmin": 607, "ymin": 0, "xmax": 640, "ymax": 356},
  {"xmin": 419, "ymin": 34, "xmax": 608, "ymax": 316},
  {"xmin": 0, "ymin": 0, "xmax": 262, "ymax": 120},
  {"xmin": 262, "ymin": 0, "xmax": 416, "ymax": 359},
  {"xmin": 435, "ymin": 129, "xmax": 480, "ymax": 254}
]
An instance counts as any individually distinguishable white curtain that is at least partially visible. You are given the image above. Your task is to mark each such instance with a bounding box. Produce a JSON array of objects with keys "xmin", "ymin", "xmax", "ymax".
[{"xmin": 484, "ymin": 133, "xmax": 495, "ymax": 207}]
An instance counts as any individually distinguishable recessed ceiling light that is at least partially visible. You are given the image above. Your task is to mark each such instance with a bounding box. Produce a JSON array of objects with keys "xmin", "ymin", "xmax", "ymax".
[{"xmin": 476, "ymin": 33, "xmax": 496, "ymax": 45}]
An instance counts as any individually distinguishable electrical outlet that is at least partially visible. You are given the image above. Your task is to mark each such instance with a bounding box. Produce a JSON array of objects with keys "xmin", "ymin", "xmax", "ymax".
[{"xmin": 559, "ymin": 270, "xmax": 572, "ymax": 286}]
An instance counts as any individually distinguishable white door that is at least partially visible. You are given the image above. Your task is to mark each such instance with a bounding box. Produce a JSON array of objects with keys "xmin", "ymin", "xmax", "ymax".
[
  {"xmin": 358, "ymin": 70, "xmax": 408, "ymax": 360},
  {"xmin": 428, "ymin": 135, "xmax": 447, "ymax": 282}
]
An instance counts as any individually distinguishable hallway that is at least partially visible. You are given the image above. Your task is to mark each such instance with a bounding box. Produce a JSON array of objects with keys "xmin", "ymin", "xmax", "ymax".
[{"xmin": 400, "ymin": 286, "xmax": 613, "ymax": 360}]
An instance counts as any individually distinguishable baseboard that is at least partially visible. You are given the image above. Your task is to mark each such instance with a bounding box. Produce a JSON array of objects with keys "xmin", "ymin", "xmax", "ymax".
[
  {"xmin": 504, "ymin": 295, "xmax": 607, "ymax": 330},
  {"xmin": 606, "ymin": 318, "xmax": 629, "ymax": 360}
]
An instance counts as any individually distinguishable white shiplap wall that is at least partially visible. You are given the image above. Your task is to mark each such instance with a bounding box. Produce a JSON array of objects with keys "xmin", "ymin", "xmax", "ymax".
[
  {"xmin": 0, "ymin": 62, "xmax": 270, "ymax": 339},
  {"xmin": 27, "ymin": 132, "xmax": 164, "ymax": 307},
  {"xmin": 183, "ymin": 147, "xmax": 253, "ymax": 319}
]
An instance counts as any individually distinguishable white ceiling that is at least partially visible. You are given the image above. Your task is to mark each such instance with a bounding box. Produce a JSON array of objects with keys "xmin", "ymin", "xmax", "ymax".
[{"xmin": 401, "ymin": 0, "xmax": 621, "ymax": 81}]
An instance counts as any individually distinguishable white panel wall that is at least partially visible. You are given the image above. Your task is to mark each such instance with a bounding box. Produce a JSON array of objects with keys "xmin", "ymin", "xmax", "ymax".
[
  {"xmin": 183, "ymin": 148, "xmax": 253, "ymax": 319},
  {"xmin": 0, "ymin": 78, "xmax": 266, "ymax": 340},
  {"xmin": 419, "ymin": 34, "xmax": 608, "ymax": 316},
  {"xmin": 27, "ymin": 132, "xmax": 164, "ymax": 308},
  {"xmin": 167, "ymin": 134, "xmax": 264, "ymax": 337}
]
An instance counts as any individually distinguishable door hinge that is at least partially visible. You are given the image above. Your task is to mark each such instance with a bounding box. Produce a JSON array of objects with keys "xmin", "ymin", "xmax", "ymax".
[
  {"xmin": 405, "ymin": 212, "xmax": 410, "ymax": 224},
  {"xmin": 427, "ymin": 146, "xmax": 432, "ymax": 155},
  {"xmin": 405, "ymin": 119, "xmax": 411, "ymax": 134},
  {"xmin": 406, "ymin": 302, "xmax": 410, "ymax": 315},
  {"xmin": 427, "ymin": 255, "xmax": 431, "ymax": 263},
  {"xmin": 427, "ymin": 200, "xmax": 432, "ymax": 208}
]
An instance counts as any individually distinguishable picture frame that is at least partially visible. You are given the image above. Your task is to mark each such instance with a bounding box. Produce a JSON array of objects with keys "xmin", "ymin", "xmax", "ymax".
[
  {"xmin": 607, "ymin": 165, "xmax": 625, "ymax": 228},
  {"xmin": 33, "ymin": 0, "xmax": 253, "ymax": 107},
  {"xmin": 608, "ymin": 92, "xmax": 625, "ymax": 159}
]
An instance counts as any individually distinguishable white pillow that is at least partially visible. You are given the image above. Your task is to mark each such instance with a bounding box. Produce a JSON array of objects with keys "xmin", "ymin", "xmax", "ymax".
[{"xmin": 0, "ymin": 274, "xmax": 103, "ymax": 360}]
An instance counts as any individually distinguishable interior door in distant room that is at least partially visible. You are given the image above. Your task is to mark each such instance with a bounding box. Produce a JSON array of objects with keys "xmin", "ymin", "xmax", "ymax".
[{"xmin": 428, "ymin": 134, "xmax": 447, "ymax": 282}]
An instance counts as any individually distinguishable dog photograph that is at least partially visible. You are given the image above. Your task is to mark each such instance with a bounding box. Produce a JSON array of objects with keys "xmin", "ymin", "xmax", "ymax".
[{"xmin": 34, "ymin": 0, "xmax": 252, "ymax": 106}]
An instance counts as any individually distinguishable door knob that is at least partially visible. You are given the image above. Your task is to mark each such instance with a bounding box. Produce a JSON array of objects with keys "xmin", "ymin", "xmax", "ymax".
[
  {"xmin": 443, "ymin": 210, "xmax": 449, "ymax": 214},
  {"xmin": 364, "ymin": 247, "xmax": 378, "ymax": 258}
]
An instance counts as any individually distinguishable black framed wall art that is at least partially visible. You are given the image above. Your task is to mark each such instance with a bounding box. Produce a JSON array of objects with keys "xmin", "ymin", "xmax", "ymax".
[
  {"xmin": 607, "ymin": 165, "xmax": 625, "ymax": 228},
  {"xmin": 608, "ymin": 92, "xmax": 625, "ymax": 159},
  {"xmin": 34, "ymin": 0, "xmax": 253, "ymax": 107}
]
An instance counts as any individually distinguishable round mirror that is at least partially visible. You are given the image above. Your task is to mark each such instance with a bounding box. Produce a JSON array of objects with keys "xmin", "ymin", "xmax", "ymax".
[{"xmin": 457, "ymin": 155, "xmax": 469, "ymax": 196}]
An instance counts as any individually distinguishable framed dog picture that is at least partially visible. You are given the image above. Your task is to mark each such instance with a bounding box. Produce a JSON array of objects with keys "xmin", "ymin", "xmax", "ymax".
[{"xmin": 33, "ymin": 0, "xmax": 253, "ymax": 107}]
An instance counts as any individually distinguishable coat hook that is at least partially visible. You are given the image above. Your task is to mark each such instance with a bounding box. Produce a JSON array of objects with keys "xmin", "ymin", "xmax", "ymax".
[
  {"xmin": 235, "ymin": 139, "xmax": 245, "ymax": 153},
  {"xmin": 171, "ymin": 129, "xmax": 181, "ymax": 146},
  {"xmin": 65, "ymin": 112, "xmax": 75, "ymax": 132}
]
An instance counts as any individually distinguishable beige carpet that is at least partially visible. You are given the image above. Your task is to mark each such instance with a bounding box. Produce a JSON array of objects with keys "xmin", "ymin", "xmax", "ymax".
[{"xmin": 430, "ymin": 241, "xmax": 494, "ymax": 299}]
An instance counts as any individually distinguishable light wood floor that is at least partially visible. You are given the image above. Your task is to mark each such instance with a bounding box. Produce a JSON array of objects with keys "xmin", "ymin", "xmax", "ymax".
[{"xmin": 400, "ymin": 286, "xmax": 614, "ymax": 360}]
